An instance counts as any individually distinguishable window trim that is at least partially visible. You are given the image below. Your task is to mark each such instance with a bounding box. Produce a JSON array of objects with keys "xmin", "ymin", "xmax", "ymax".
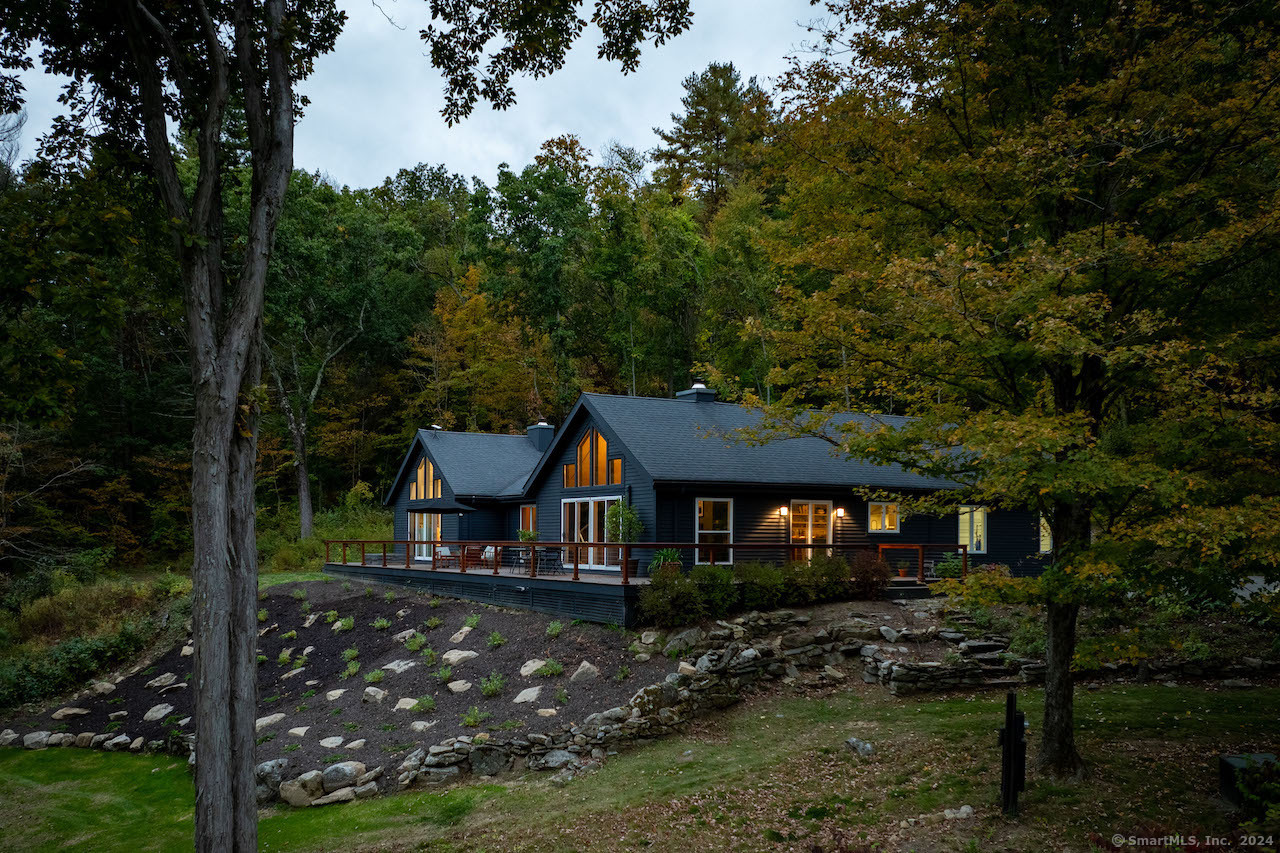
[
  {"xmin": 867, "ymin": 501, "xmax": 900, "ymax": 534},
  {"xmin": 958, "ymin": 505, "xmax": 988, "ymax": 555},
  {"xmin": 694, "ymin": 497, "xmax": 733, "ymax": 564}
]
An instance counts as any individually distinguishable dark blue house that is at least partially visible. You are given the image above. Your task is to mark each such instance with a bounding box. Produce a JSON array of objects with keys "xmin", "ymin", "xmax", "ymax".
[{"xmin": 325, "ymin": 384, "xmax": 1050, "ymax": 624}]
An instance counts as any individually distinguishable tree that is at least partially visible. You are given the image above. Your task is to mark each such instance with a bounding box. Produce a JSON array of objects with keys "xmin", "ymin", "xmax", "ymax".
[
  {"xmin": 2, "ymin": 4, "xmax": 693, "ymax": 845},
  {"xmin": 763, "ymin": 0, "xmax": 1280, "ymax": 778},
  {"xmin": 652, "ymin": 61, "xmax": 769, "ymax": 218}
]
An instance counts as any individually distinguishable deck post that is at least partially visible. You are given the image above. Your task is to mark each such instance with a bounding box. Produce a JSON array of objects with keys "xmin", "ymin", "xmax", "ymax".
[
  {"xmin": 621, "ymin": 545, "xmax": 630, "ymax": 586},
  {"xmin": 360, "ymin": 542, "xmax": 366, "ymax": 567},
  {"xmin": 961, "ymin": 546, "xmax": 968, "ymax": 579},
  {"xmin": 530, "ymin": 545, "xmax": 537, "ymax": 578},
  {"xmin": 494, "ymin": 546, "xmax": 501, "ymax": 575},
  {"xmin": 406, "ymin": 542, "xmax": 411, "ymax": 569},
  {"xmin": 459, "ymin": 544, "xmax": 466, "ymax": 573},
  {"xmin": 573, "ymin": 546, "xmax": 580, "ymax": 581},
  {"xmin": 917, "ymin": 545, "xmax": 924, "ymax": 583},
  {"xmin": 342, "ymin": 542, "xmax": 347, "ymax": 565},
  {"xmin": 325, "ymin": 541, "xmax": 330, "ymax": 563},
  {"xmin": 709, "ymin": 546, "xmax": 715, "ymax": 567},
  {"xmin": 382, "ymin": 543, "xmax": 387, "ymax": 568}
]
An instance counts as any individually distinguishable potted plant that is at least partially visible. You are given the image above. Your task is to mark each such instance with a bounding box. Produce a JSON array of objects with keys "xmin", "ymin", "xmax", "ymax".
[
  {"xmin": 517, "ymin": 529, "xmax": 538, "ymax": 543},
  {"xmin": 604, "ymin": 501, "xmax": 643, "ymax": 543},
  {"xmin": 648, "ymin": 547, "xmax": 683, "ymax": 574}
]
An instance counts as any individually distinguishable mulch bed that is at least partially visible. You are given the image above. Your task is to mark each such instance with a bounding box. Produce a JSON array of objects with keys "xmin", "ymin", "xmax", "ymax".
[{"xmin": 1, "ymin": 578, "xmax": 673, "ymax": 773}]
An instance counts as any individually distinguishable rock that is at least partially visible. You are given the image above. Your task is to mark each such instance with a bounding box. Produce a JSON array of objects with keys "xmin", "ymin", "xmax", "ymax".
[
  {"xmin": 1222, "ymin": 678, "xmax": 1254, "ymax": 688},
  {"xmin": 1242, "ymin": 656, "xmax": 1264, "ymax": 669},
  {"xmin": 23, "ymin": 731, "xmax": 51, "ymax": 749},
  {"xmin": 959, "ymin": 640, "xmax": 1005, "ymax": 655},
  {"xmin": 879, "ymin": 626, "xmax": 900, "ymax": 642},
  {"xmin": 104, "ymin": 734, "xmax": 132, "ymax": 751},
  {"xmin": 939, "ymin": 631, "xmax": 966, "ymax": 643},
  {"xmin": 281, "ymin": 668, "xmax": 305, "ymax": 679},
  {"xmin": 311, "ymin": 787, "xmax": 355, "ymax": 806},
  {"xmin": 91, "ymin": 734, "xmax": 111, "ymax": 749},
  {"xmin": 540, "ymin": 749, "xmax": 579, "ymax": 770},
  {"xmin": 845, "ymin": 737, "xmax": 875, "ymax": 757},
  {"xmin": 326, "ymin": 689, "xmax": 345, "ymax": 701},
  {"xmin": 635, "ymin": 653, "xmax": 651, "ymax": 662},
  {"xmin": 449, "ymin": 626, "xmax": 472, "ymax": 643},
  {"xmin": 354, "ymin": 782, "xmax": 378, "ymax": 799},
  {"xmin": 383, "ymin": 659, "xmax": 417, "ymax": 674},
  {"xmin": 396, "ymin": 607, "xmax": 409, "ymax": 619},
  {"xmin": 570, "ymin": 660, "xmax": 599, "ymax": 682},
  {"xmin": 302, "ymin": 646, "xmax": 314, "ymax": 656},
  {"xmin": 145, "ymin": 672, "xmax": 177, "ymax": 689},
  {"xmin": 288, "ymin": 726, "xmax": 310, "ymax": 737},
  {"xmin": 441, "ymin": 650, "xmax": 477, "ymax": 667},
  {"xmin": 319, "ymin": 736, "xmax": 344, "ymax": 748},
  {"xmin": 255, "ymin": 758, "xmax": 289, "ymax": 802},
  {"xmin": 677, "ymin": 661, "xmax": 698, "ymax": 676},
  {"xmin": 357, "ymin": 766, "xmax": 383, "ymax": 786},
  {"xmin": 298, "ymin": 770, "xmax": 324, "ymax": 795},
  {"xmin": 513, "ymin": 686, "xmax": 542, "ymax": 704},
  {"xmin": 663, "ymin": 627, "xmax": 704, "ymax": 655},
  {"xmin": 179, "ymin": 717, "xmax": 191, "ymax": 727},
  {"xmin": 363, "ymin": 687, "xmax": 387, "ymax": 703},
  {"xmin": 321, "ymin": 760, "xmax": 366, "ymax": 792},
  {"xmin": 469, "ymin": 746, "xmax": 509, "ymax": 776},
  {"xmin": 410, "ymin": 721, "xmax": 437, "ymax": 733},
  {"xmin": 536, "ymin": 708, "xmax": 557, "ymax": 718},
  {"xmin": 279, "ymin": 779, "xmax": 312, "ymax": 807},
  {"xmin": 89, "ymin": 680, "xmax": 116, "ymax": 695},
  {"xmin": 159, "ymin": 682, "xmax": 188, "ymax": 694},
  {"xmin": 144, "ymin": 703, "xmax": 175, "ymax": 722},
  {"xmin": 823, "ymin": 665, "xmax": 847, "ymax": 680},
  {"xmin": 255, "ymin": 713, "xmax": 285, "ymax": 732},
  {"xmin": 181, "ymin": 645, "xmax": 194, "ymax": 657},
  {"xmin": 75, "ymin": 732, "xmax": 94, "ymax": 748},
  {"xmin": 108, "ymin": 710, "xmax": 128, "ymax": 720},
  {"xmin": 52, "ymin": 707, "xmax": 91, "ymax": 720},
  {"xmin": 395, "ymin": 698, "xmax": 417, "ymax": 711},
  {"xmin": 345, "ymin": 739, "xmax": 366, "ymax": 750},
  {"xmin": 418, "ymin": 766, "xmax": 461, "ymax": 785},
  {"xmin": 392, "ymin": 628, "xmax": 416, "ymax": 642},
  {"xmin": 303, "ymin": 613, "xmax": 319, "ymax": 628},
  {"xmin": 944, "ymin": 805, "xmax": 975, "ymax": 820},
  {"xmin": 446, "ymin": 680, "xmax": 472, "ymax": 694},
  {"xmin": 640, "ymin": 630, "xmax": 660, "ymax": 646},
  {"xmin": 519, "ymin": 658, "xmax": 547, "ymax": 677}
]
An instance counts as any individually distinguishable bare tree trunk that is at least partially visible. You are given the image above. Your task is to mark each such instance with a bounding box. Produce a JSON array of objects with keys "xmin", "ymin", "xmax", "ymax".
[
  {"xmin": 1037, "ymin": 600, "xmax": 1085, "ymax": 778},
  {"xmin": 294, "ymin": 432, "xmax": 314, "ymax": 539}
]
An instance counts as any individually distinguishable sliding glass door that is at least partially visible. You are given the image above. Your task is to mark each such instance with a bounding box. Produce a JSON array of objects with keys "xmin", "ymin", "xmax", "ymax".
[
  {"xmin": 561, "ymin": 496, "xmax": 621, "ymax": 569},
  {"xmin": 410, "ymin": 512, "xmax": 440, "ymax": 560},
  {"xmin": 789, "ymin": 500, "xmax": 832, "ymax": 559}
]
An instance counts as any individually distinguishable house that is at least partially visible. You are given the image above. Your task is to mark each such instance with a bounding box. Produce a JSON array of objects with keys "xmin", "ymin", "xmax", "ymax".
[{"xmin": 324, "ymin": 384, "xmax": 1050, "ymax": 624}]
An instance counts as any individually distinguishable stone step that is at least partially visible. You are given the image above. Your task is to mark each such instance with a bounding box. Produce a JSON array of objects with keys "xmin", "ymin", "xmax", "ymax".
[{"xmin": 981, "ymin": 677, "xmax": 1022, "ymax": 689}]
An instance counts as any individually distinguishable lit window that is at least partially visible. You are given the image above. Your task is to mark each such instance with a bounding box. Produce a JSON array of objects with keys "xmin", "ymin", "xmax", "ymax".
[
  {"xmin": 696, "ymin": 498, "xmax": 732, "ymax": 564},
  {"xmin": 520, "ymin": 505, "xmax": 537, "ymax": 533},
  {"xmin": 569, "ymin": 429, "xmax": 609, "ymax": 487},
  {"xmin": 959, "ymin": 506, "xmax": 988, "ymax": 554},
  {"xmin": 608, "ymin": 457, "xmax": 622, "ymax": 485},
  {"xmin": 411, "ymin": 458, "xmax": 439, "ymax": 500},
  {"xmin": 562, "ymin": 463, "xmax": 575, "ymax": 488},
  {"xmin": 869, "ymin": 502, "xmax": 899, "ymax": 533},
  {"xmin": 1039, "ymin": 515, "xmax": 1053, "ymax": 554}
]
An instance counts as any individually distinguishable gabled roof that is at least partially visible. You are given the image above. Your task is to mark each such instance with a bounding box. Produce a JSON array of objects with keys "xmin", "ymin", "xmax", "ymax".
[
  {"xmin": 385, "ymin": 429, "xmax": 543, "ymax": 503},
  {"xmin": 523, "ymin": 393, "xmax": 958, "ymax": 492}
]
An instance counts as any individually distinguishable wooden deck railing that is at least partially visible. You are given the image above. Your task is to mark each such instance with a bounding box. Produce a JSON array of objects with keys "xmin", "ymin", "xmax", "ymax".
[{"xmin": 322, "ymin": 539, "xmax": 969, "ymax": 585}]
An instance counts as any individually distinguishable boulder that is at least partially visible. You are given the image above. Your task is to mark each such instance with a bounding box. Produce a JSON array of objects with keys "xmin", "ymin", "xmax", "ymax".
[
  {"xmin": 181, "ymin": 645, "xmax": 194, "ymax": 657},
  {"xmin": 288, "ymin": 726, "xmax": 310, "ymax": 737},
  {"xmin": 345, "ymin": 739, "xmax": 366, "ymax": 750},
  {"xmin": 311, "ymin": 787, "xmax": 355, "ymax": 806},
  {"xmin": 392, "ymin": 628, "xmax": 417, "ymax": 642},
  {"xmin": 90, "ymin": 734, "xmax": 111, "ymax": 749},
  {"xmin": 1, "ymin": 729, "xmax": 20, "ymax": 746},
  {"xmin": 418, "ymin": 766, "xmax": 461, "ymax": 785},
  {"xmin": 845, "ymin": 737, "xmax": 875, "ymax": 757},
  {"xmin": 74, "ymin": 732, "xmax": 94, "ymax": 748},
  {"xmin": 394, "ymin": 698, "xmax": 417, "ymax": 711},
  {"xmin": 104, "ymin": 734, "xmax": 132, "ymax": 751},
  {"xmin": 279, "ymin": 779, "xmax": 313, "ymax": 807},
  {"xmin": 663, "ymin": 627, "xmax": 704, "ymax": 655},
  {"xmin": 89, "ymin": 680, "xmax": 116, "ymax": 695},
  {"xmin": 363, "ymin": 687, "xmax": 387, "ymax": 703},
  {"xmin": 357, "ymin": 766, "xmax": 383, "ymax": 786},
  {"xmin": 321, "ymin": 760, "xmax": 366, "ymax": 792},
  {"xmin": 570, "ymin": 661, "xmax": 599, "ymax": 682},
  {"xmin": 255, "ymin": 713, "xmax": 285, "ymax": 732},
  {"xmin": 145, "ymin": 672, "xmax": 177, "ymax": 689},
  {"xmin": 540, "ymin": 749, "xmax": 579, "ymax": 770},
  {"xmin": 23, "ymin": 731, "xmax": 51, "ymax": 749},
  {"xmin": 449, "ymin": 626, "xmax": 472, "ymax": 643},
  {"xmin": 108, "ymin": 710, "xmax": 128, "ymax": 720},
  {"xmin": 536, "ymin": 708, "xmax": 557, "ymax": 718},
  {"xmin": 640, "ymin": 630, "xmax": 661, "ymax": 646},
  {"xmin": 326, "ymin": 689, "xmax": 345, "ymax": 701},
  {"xmin": 281, "ymin": 668, "xmax": 305, "ymax": 680},
  {"xmin": 944, "ymin": 805, "xmax": 975, "ymax": 820},
  {"xmin": 513, "ymin": 686, "xmax": 542, "ymax": 704},
  {"xmin": 519, "ymin": 659, "xmax": 546, "ymax": 677},
  {"xmin": 410, "ymin": 721, "xmax": 437, "ymax": 733},
  {"xmin": 383, "ymin": 659, "xmax": 416, "ymax": 674},
  {"xmin": 469, "ymin": 746, "xmax": 509, "ymax": 776},
  {"xmin": 130, "ymin": 737, "xmax": 145, "ymax": 751},
  {"xmin": 879, "ymin": 626, "xmax": 900, "ymax": 642},
  {"xmin": 319, "ymin": 736, "xmax": 344, "ymax": 748},
  {"xmin": 441, "ymin": 650, "xmax": 477, "ymax": 667},
  {"xmin": 354, "ymin": 782, "xmax": 378, "ymax": 799},
  {"xmin": 255, "ymin": 759, "xmax": 290, "ymax": 801},
  {"xmin": 677, "ymin": 661, "xmax": 698, "ymax": 676},
  {"xmin": 144, "ymin": 703, "xmax": 175, "ymax": 722},
  {"xmin": 297, "ymin": 770, "xmax": 324, "ymax": 796},
  {"xmin": 51, "ymin": 707, "xmax": 91, "ymax": 720},
  {"xmin": 446, "ymin": 680, "xmax": 472, "ymax": 694}
]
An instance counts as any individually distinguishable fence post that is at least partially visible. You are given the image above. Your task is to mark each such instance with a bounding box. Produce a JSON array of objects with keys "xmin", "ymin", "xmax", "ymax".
[
  {"xmin": 341, "ymin": 542, "xmax": 347, "ymax": 565},
  {"xmin": 573, "ymin": 546, "xmax": 580, "ymax": 581},
  {"xmin": 621, "ymin": 545, "xmax": 630, "ymax": 586},
  {"xmin": 917, "ymin": 545, "xmax": 924, "ymax": 583}
]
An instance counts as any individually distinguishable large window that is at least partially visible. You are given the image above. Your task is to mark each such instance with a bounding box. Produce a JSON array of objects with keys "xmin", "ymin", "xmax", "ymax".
[
  {"xmin": 563, "ymin": 428, "xmax": 623, "ymax": 488},
  {"xmin": 868, "ymin": 501, "xmax": 899, "ymax": 533},
  {"xmin": 959, "ymin": 506, "xmax": 988, "ymax": 554},
  {"xmin": 409, "ymin": 458, "xmax": 441, "ymax": 500},
  {"xmin": 1039, "ymin": 515, "xmax": 1053, "ymax": 554},
  {"xmin": 520, "ymin": 505, "xmax": 537, "ymax": 535},
  {"xmin": 696, "ymin": 498, "xmax": 732, "ymax": 564},
  {"xmin": 409, "ymin": 511, "xmax": 440, "ymax": 560}
]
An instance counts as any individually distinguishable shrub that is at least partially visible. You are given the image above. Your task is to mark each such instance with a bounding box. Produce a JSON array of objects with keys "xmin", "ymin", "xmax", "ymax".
[
  {"xmin": 434, "ymin": 665, "xmax": 452, "ymax": 682},
  {"xmin": 535, "ymin": 659, "xmax": 563, "ymax": 677},
  {"xmin": 464, "ymin": 614, "xmax": 480, "ymax": 629},
  {"xmin": 420, "ymin": 647, "xmax": 439, "ymax": 665},
  {"xmin": 555, "ymin": 687, "xmax": 569, "ymax": 704},
  {"xmin": 486, "ymin": 631, "xmax": 506, "ymax": 649},
  {"xmin": 639, "ymin": 564, "xmax": 704, "ymax": 628},
  {"xmin": 605, "ymin": 501, "xmax": 643, "ymax": 542},
  {"xmin": 423, "ymin": 616, "xmax": 442, "ymax": 630},
  {"xmin": 428, "ymin": 598, "xmax": 442, "ymax": 609},
  {"xmin": 371, "ymin": 617, "xmax": 391, "ymax": 630},
  {"xmin": 363, "ymin": 669, "xmax": 384, "ymax": 684},
  {"xmin": 384, "ymin": 590, "xmax": 395, "ymax": 603},
  {"xmin": 335, "ymin": 616, "xmax": 354, "ymax": 633},
  {"xmin": 290, "ymin": 587, "xmax": 308, "ymax": 601},
  {"xmin": 342, "ymin": 647, "xmax": 360, "ymax": 661},
  {"xmin": 0, "ymin": 618, "xmax": 155, "ymax": 712},
  {"xmin": 733, "ymin": 562, "xmax": 785, "ymax": 611},
  {"xmin": 647, "ymin": 547, "xmax": 683, "ymax": 573},
  {"xmin": 411, "ymin": 695, "xmax": 436, "ymax": 713},
  {"xmin": 461, "ymin": 706, "xmax": 490, "ymax": 727},
  {"xmin": 690, "ymin": 564, "xmax": 736, "ymax": 618},
  {"xmin": 848, "ymin": 551, "xmax": 893, "ymax": 600},
  {"xmin": 293, "ymin": 655, "xmax": 308, "ymax": 668},
  {"xmin": 933, "ymin": 552, "xmax": 964, "ymax": 579},
  {"xmin": 479, "ymin": 671, "xmax": 506, "ymax": 697},
  {"xmin": 614, "ymin": 664, "xmax": 631, "ymax": 681},
  {"xmin": 404, "ymin": 632, "xmax": 427, "ymax": 652},
  {"xmin": 300, "ymin": 602, "xmax": 311, "ymax": 614},
  {"xmin": 781, "ymin": 554, "xmax": 852, "ymax": 605},
  {"xmin": 340, "ymin": 661, "xmax": 360, "ymax": 679},
  {"xmin": 276, "ymin": 650, "xmax": 292, "ymax": 666},
  {"xmin": 545, "ymin": 620, "xmax": 563, "ymax": 639},
  {"xmin": 323, "ymin": 610, "xmax": 339, "ymax": 624},
  {"xmin": 256, "ymin": 609, "xmax": 268, "ymax": 623}
]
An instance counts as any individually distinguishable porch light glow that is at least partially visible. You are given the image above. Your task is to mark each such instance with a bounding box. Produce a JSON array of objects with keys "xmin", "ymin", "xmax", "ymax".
[
  {"xmin": 836, "ymin": 507, "xmax": 846, "ymax": 518},
  {"xmin": 778, "ymin": 505, "xmax": 789, "ymax": 517}
]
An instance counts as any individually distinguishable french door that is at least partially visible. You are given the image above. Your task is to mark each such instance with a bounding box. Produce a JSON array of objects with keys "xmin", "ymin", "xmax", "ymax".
[
  {"xmin": 789, "ymin": 500, "xmax": 832, "ymax": 559},
  {"xmin": 561, "ymin": 496, "xmax": 621, "ymax": 569},
  {"xmin": 411, "ymin": 512, "xmax": 440, "ymax": 560}
]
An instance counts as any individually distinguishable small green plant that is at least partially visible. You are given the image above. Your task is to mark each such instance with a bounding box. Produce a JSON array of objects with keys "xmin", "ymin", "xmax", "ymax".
[
  {"xmin": 428, "ymin": 597, "xmax": 442, "ymax": 609},
  {"xmin": 105, "ymin": 721, "xmax": 122, "ymax": 732},
  {"xmin": 489, "ymin": 719, "xmax": 524, "ymax": 731},
  {"xmin": 330, "ymin": 708, "xmax": 343, "ymax": 716},
  {"xmin": 295, "ymin": 703, "xmax": 309, "ymax": 713},
  {"xmin": 281, "ymin": 630, "xmax": 297, "ymax": 640},
  {"xmin": 256, "ymin": 655, "xmax": 267, "ymax": 664},
  {"xmin": 264, "ymin": 693, "xmax": 281, "ymax": 704},
  {"xmin": 341, "ymin": 582, "xmax": 352, "ymax": 592},
  {"xmin": 364, "ymin": 587, "xmax": 373, "ymax": 599},
  {"xmin": 404, "ymin": 632, "xmax": 427, "ymax": 652},
  {"xmin": 371, "ymin": 616, "xmax": 391, "ymax": 630},
  {"xmin": 342, "ymin": 647, "xmax": 360, "ymax": 661},
  {"xmin": 323, "ymin": 610, "xmax": 339, "ymax": 624},
  {"xmin": 461, "ymin": 706, "xmax": 491, "ymax": 727},
  {"xmin": 486, "ymin": 631, "xmax": 506, "ymax": 649},
  {"xmin": 411, "ymin": 695, "xmax": 436, "ymax": 713},
  {"xmin": 257, "ymin": 609, "xmax": 267, "ymax": 623},
  {"xmin": 363, "ymin": 669, "xmax": 385, "ymax": 684},
  {"xmin": 555, "ymin": 687, "xmax": 569, "ymax": 704},
  {"xmin": 283, "ymin": 743, "xmax": 300, "ymax": 753},
  {"xmin": 301, "ymin": 689, "xmax": 317, "ymax": 698},
  {"xmin": 434, "ymin": 665, "xmax": 452, "ymax": 682},
  {"xmin": 343, "ymin": 721, "xmax": 360, "ymax": 732},
  {"xmin": 335, "ymin": 616, "xmax": 354, "ymax": 633},
  {"xmin": 420, "ymin": 646, "xmax": 439, "ymax": 665},
  {"xmin": 535, "ymin": 659, "xmax": 563, "ymax": 677},
  {"xmin": 323, "ymin": 754, "xmax": 345, "ymax": 764},
  {"xmin": 276, "ymin": 650, "xmax": 292, "ymax": 666},
  {"xmin": 301, "ymin": 602, "xmax": 312, "ymax": 614},
  {"xmin": 340, "ymin": 660, "xmax": 361, "ymax": 679},
  {"xmin": 464, "ymin": 614, "xmax": 481, "ymax": 629},
  {"xmin": 424, "ymin": 616, "xmax": 442, "ymax": 630},
  {"xmin": 545, "ymin": 620, "xmax": 563, "ymax": 639},
  {"xmin": 384, "ymin": 590, "xmax": 396, "ymax": 603},
  {"xmin": 256, "ymin": 733, "xmax": 275, "ymax": 745},
  {"xmin": 379, "ymin": 722, "xmax": 397, "ymax": 732},
  {"xmin": 293, "ymin": 655, "xmax": 308, "ymax": 668},
  {"xmin": 291, "ymin": 587, "xmax": 307, "ymax": 601},
  {"xmin": 614, "ymin": 664, "xmax": 632, "ymax": 681},
  {"xmin": 479, "ymin": 671, "xmax": 506, "ymax": 697}
]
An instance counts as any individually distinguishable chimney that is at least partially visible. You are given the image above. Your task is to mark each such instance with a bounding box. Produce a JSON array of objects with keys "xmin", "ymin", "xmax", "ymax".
[
  {"xmin": 675, "ymin": 381, "xmax": 718, "ymax": 404},
  {"xmin": 526, "ymin": 420, "xmax": 555, "ymax": 452}
]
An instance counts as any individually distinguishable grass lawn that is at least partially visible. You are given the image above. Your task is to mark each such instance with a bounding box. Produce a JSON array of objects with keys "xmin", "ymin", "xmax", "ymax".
[{"xmin": 1, "ymin": 683, "xmax": 1274, "ymax": 852}]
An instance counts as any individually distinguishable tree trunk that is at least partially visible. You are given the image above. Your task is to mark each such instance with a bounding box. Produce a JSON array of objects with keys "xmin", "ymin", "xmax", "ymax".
[
  {"xmin": 292, "ymin": 424, "xmax": 313, "ymax": 539},
  {"xmin": 1037, "ymin": 599, "xmax": 1086, "ymax": 778}
]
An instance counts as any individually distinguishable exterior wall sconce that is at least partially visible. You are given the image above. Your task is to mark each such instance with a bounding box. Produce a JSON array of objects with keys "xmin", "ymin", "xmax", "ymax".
[
  {"xmin": 778, "ymin": 505, "xmax": 789, "ymax": 517},
  {"xmin": 836, "ymin": 507, "xmax": 846, "ymax": 518}
]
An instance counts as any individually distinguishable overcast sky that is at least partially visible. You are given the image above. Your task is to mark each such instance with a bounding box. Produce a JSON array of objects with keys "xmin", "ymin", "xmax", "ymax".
[{"xmin": 13, "ymin": 0, "xmax": 820, "ymax": 189}]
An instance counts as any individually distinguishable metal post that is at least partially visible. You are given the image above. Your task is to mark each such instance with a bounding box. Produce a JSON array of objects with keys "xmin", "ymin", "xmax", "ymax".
[{"xmin": 999, "ymin": 690, "xmax": 1027, "ymax": 815}]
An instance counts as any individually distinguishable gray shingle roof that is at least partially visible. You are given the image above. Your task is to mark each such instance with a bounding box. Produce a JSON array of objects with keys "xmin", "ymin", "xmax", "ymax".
[
  {"xmin": 416, "ymin": 429, "xmax": 543, "ymax": 498},
  {"xmin": 581, "ymin": 393, "xmax": 959, "ymax": 491}
]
